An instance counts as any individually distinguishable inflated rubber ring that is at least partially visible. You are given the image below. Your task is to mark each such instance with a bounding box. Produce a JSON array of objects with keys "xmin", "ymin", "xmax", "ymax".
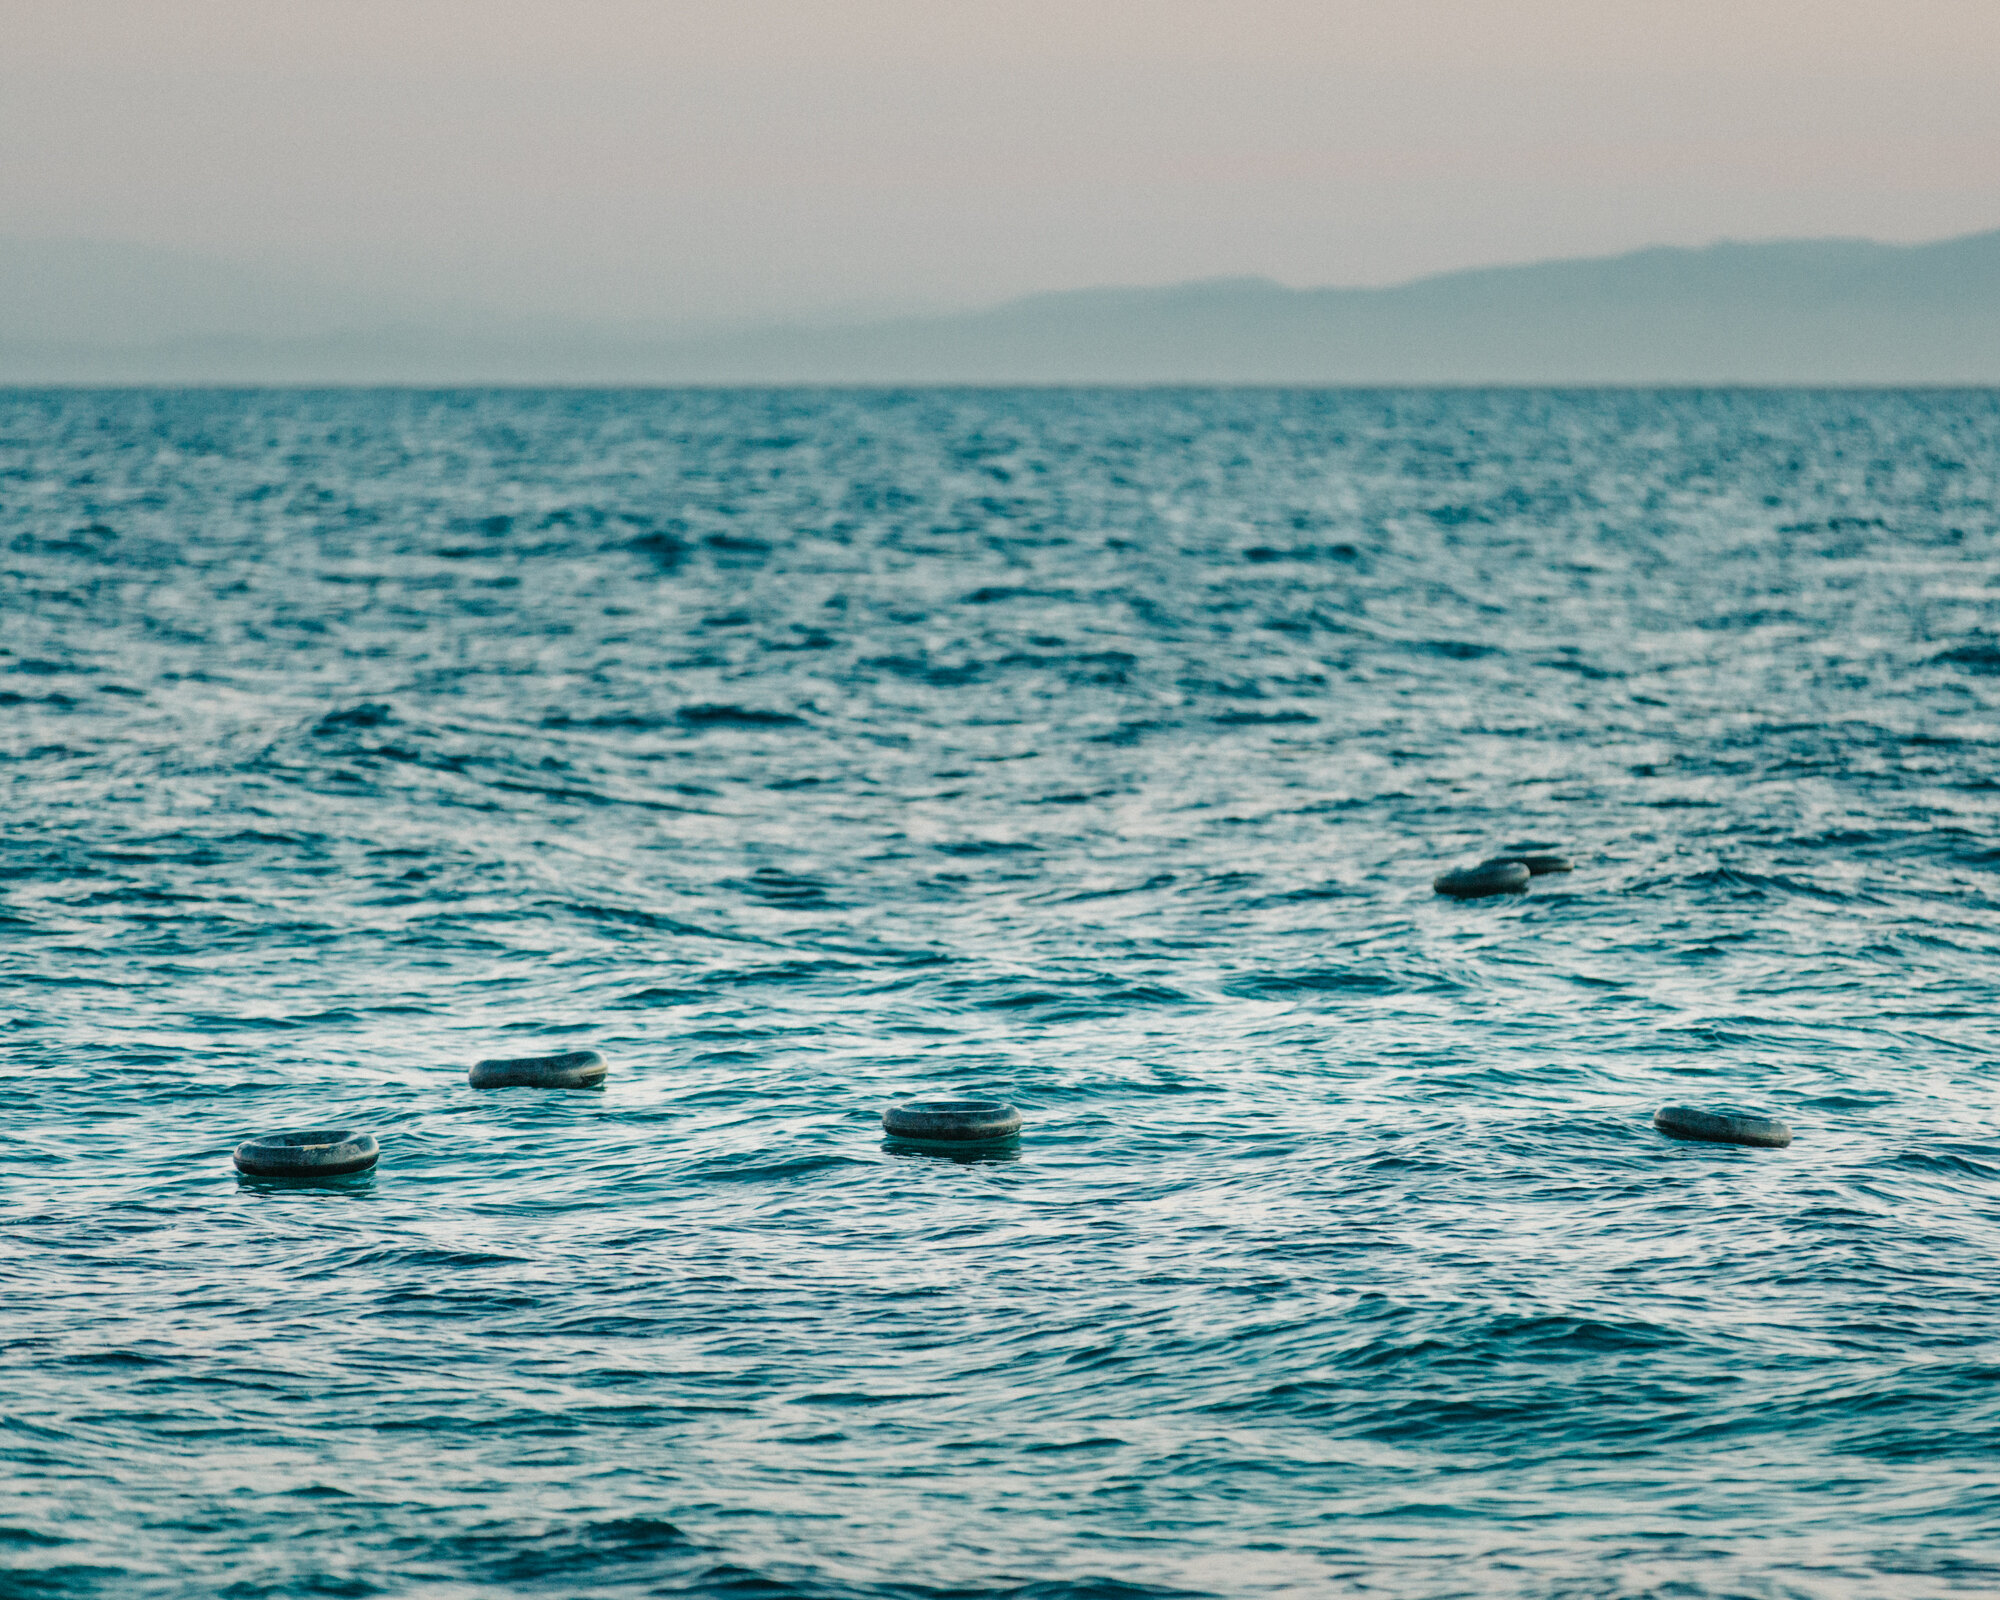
[
  {"xmin": 233, "ymin": 1128, "xmax": 379, "ymax": 1178},
  {"xmin": 1653, "ymin": 1105, "xmax": 1792, "ymax": 1148},
  {"xmin": 882, "ymin": 1098, "xmax": 1022, "ymax": 1144},
  {"xmin": 468, "ymin": 1049, "xmax": 607, "ymax": 1090},
  {"xmin": 1433, "ymin": 860, "xmax": 1531, "ymax": 898},
  {"xmin": 1497, "ymin": 853, "xmax": 1572, "ymax": 875}
]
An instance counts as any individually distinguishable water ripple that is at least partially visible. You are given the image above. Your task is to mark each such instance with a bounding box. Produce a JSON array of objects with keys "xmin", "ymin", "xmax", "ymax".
[{"xmin": 5, "ymin": 388, "xmax": 2000, "ymax": 1596}]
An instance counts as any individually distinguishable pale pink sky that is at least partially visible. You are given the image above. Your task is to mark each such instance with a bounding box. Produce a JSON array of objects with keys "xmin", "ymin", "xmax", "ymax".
[{"xmin": 3, "ymin": 0, "xmax": 1996, "ymax": 323}]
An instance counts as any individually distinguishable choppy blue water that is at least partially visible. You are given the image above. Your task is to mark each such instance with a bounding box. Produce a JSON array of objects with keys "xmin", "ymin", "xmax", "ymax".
[{"xmin": 5, "ymin": 387, "xmax": 2000, "ymax": 1599}]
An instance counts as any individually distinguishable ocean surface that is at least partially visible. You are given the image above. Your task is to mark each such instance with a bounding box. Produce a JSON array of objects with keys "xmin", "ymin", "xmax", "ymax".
[{"xmin": 4, "ymin": 386, "xmax": 2000, "ymax": 1600}]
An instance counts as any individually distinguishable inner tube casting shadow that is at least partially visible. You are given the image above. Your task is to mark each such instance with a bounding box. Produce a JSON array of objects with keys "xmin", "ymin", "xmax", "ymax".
[
  {"xmin": 882, "ymin": 1098, "xmax": 1022, "ymax": 1150},
  {"xmin": 1653, "ymin": 1105, "xmax": 1792, "ymax": 1148},
  {"xmin": 469, "ymin": 1050, "xmax": 607, "ymax": 1090},
  {"xmin": 1434, "ymin": 860, "xmax": 1531, "ymax": 898},
  {"xmin": 233, "ymin": 1129, "xmax": 380, "ymax": 1181}
]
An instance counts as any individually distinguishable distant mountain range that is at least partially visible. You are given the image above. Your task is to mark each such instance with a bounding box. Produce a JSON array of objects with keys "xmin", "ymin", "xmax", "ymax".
[{"xmin": 5, "ymin": 230, "xmax": 2000, "ymax": 384}]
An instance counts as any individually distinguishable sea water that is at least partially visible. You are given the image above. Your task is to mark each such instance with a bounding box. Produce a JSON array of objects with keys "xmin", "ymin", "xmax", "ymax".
[{"xmin": 4, "ymin": 387, "xmax": 2000, "ymax": 1597}]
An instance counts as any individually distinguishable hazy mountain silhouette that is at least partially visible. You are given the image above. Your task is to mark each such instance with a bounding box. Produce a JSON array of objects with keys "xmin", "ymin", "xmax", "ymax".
[{"xmin": 4, "ymin": 231, "xmax": 1999, "ymax": 383}]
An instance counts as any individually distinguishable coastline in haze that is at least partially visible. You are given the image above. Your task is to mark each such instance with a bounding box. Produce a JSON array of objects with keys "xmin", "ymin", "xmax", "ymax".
[{"xmin": 5, "ymin": 228, "xmax": 2000, "ymax": 385}]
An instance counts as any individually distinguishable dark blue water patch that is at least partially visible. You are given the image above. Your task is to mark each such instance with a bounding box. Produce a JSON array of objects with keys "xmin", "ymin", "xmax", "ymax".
[
  {"xmin": 763, "ymin": 626, "xmax": 839, "ymax": 652},
  {"xmin": 1782, "ymin": 827, "xmax": 1897, "ymax": 851},
  {"xmin": 308, "ymin": 702, "xmax": 394, "ymax": 737},
  {"xmin": 3, "ymin": 1563, "xmax": 136, "ymax": 1600},
  {"xmin": 1222, "ymin": 967, "xmax": 1412, "ymax": 998},
  {"xmin": 1046, "ymin": 873, "xmax": 1176, "ymax": 903},
  {"xmin": 0, "ymin": 1527, "xmax": 72, "ymax": 1548},
  {"xmin": 1409, "ymin": 639, "xmax": 1498, "ymax": 660},
  {"xmin": 1668, "ymin": 866, "xmax": 1865, "ymax": 904},
  {"xmin": 1087, "ymin": 720, "xmax": 1170, "ymax": 745},
  {"xmin": 677, "ymin": 705, "xmax": 809, "ymax": 729},
  {"xmin": 945, "ymin": 976, "xmax": 1196, "ymax": 1019},
  {"xmin": 734, "ymin": 867, "xmax": 837, "ymax": 908},
  {"xmin": 1241, "ymin": 543, "xmax": 1360, "ymax": 563},
  {"xmin": 427, "ymin": 1515, "xmax": 697, "ymax": 1586},
  {"xmin": 1255, "ymin": 881, "xmax": 1354, "ymax": 904},
  {"xmin": 479, "ymin": 777, "xmax": 706, "ymax": 814},
  {"xmin": 1425, "ymin": 504, "xmax": 1494, "ymax": 527},
  {"xmin": 1539, "ymin": 653, "xmax": 1624, "ymax": 680},
  {"xmin": 556, "ymin": 900, "xmax": 748, "ymax": 941},
  {"xmin": 862, "ymin": 654, "xmax": 988, "ymax": 688},
  {"xmin": 998, "ymin": 649, "xmax": 1137, "ymax": 685},
  {"xmin": 612, "ymin": 985, "xmax": 711, "ymax": 1008},
  {"xmin": 1932, "ymin": 638, "xmax": 2000, "ymax": 673},
  {"xmin": 1887, "ymin": 1145, "xmax": 2000, "ymax": 1183},
  {"xmin": 1211, "ymin": 710, "xmax": 1316, "ymax": 727},
  {"xmin": 541, "ymin": 709, "xmax": 679, "ymax": 731},
  {"xmin": 178, "ymin": 1010, "xmax": 313, "ymax": 1032},
  {"xmin": 962, "ymin": 585, "xmax": 1076, "ymax": 605},
  {"xmin": 712, "ymin": 958, "xmax": 870, "ymax": 988}
]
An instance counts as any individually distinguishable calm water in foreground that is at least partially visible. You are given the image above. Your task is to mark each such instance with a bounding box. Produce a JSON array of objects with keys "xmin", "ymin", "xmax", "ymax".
[{"xmin": 5, "ymin": 388, "xmax": 2000, "ymax": 1598}]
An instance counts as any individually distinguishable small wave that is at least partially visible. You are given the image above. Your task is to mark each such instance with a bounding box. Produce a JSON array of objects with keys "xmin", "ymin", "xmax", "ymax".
[
  {"xmin": 963, "ymin": 584, "xmax": 1075, "ymax": 604},
  {"xmin": 627, "ymin": 530, "xmax": 690, "ymax": 570},
  {"xmin": 1889, "ymin": 1145, "xmax": 2000, "ymax": 1182},
  {"xmin": 1242, "ymin": 542, "xmax": 1359, "ymax": 563},
  {"xmin": 1223, "ymin": 967, "xmax": 1409, "ymax": 998},
  {"xmin": 1932, "ymin": 638, "xmax": 2000, "ymax": 673},
  {"xmin": 559, "ymin": 901, "xmax": 739, "ymax": 939},
  {"xmin": 1212, "ymin": 709, "xmax": 1316, "ymax": 726},
  {"xmin": 1672, "ymin": 866, "xmax": 1861, "ymax": 903},
  {"xmin": 863, "ymin": 653, "xmax": 986, "ymax": 687},
  {"xmin": 311, "ymin": 702, "xmax": 393, "ymax": 734},
  {"xmin": 736, "ymin": 866, "xmax": 835, "ymax": 907},
  {"xmin": 431, "ymin": 1515, "xmax": 696, "ymax": 1586},
  {"xmin": 1410, "ymin": 639, "xmax": 1498, "ymax": 660},
  {"xmin": 611, "ymin": 985, "xmax": 708, "ymax": 1007},
  {"xmin": 677, "ymin": 704, "xmax": 806, "ymax": 728},
  {"xmin": 542, "ymin": 709, "xmax": 677, "ymax": 731}
]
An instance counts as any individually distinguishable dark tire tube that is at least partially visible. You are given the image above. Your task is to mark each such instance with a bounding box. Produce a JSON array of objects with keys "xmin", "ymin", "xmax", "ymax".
[
  {"xmin": 1497, "ymin": 853, "xmax": 1572, "ymax": 875},
  {"xmin": 234, "ymin": 1128, "xmax": 379, "ymax": 1178},
  {"xmin": 1434, "ymin": 861, "xmax": 1531, "ymax": 898},
  {"xmin": 1653, "ymin": 1105, "xmax": 1792, "ymax": 1148},
  {"xmin": 468, "ymin": 1049, "xmax": 607, "ymax": 1089},
  {"xmin": 882, "ymin": 1098, "xmax": 1022, "ymax": 1143}
]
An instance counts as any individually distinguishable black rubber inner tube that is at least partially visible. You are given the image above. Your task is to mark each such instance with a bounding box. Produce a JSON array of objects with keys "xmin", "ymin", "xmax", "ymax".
[
  {"xmin": 233, "ymin": 1128, "xmax": 379, "ymax": 1178},
  {"xmin": 468, "ymin": 1049, "xmax": 607, "ymax": 1089},
  {"xmin": 1433, "ymin": 861, "xmax": 1531, "ymax": 898},
  {"xmin": 1653, "ymin": 1105, "xmax": 1792, "ymax": 1148},
  {"xmin": 1497, "ymin": 853, "xmax": 1572, "ymax": 875},
  {"xmin": 882, "ymin": 1098, "xmax": 1023, "ymax": 1143}
]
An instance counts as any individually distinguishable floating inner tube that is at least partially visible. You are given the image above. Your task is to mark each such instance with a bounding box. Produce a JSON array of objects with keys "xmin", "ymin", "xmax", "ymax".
[
  {"xmin": 468, "ymin": 1049, "xmax": 607, "ymax": 1090},
  {"xmin": 1653, "ymin": 1105, "xmax": 1792, "ymax": 1148},
  {"xmin": 882, "ymin": 1098, "xmax": 1022, "ymax": 1144},
  {"xmin": 1433, "ymin": 860, "xmax": 1531, "ymax": 898},
  {"xmin": 233, "ymin": 1128, "xmax": 379, "ymax": 1178},
  {"xmin": 1496, "ymin": 852, "xmax": 1572, "ymax": 875}
]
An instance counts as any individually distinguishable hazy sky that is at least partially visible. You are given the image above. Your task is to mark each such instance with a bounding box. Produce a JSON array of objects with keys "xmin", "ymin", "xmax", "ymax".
[{"xmin": 4, "ymin": 1, "xmax": 1997, "ymax": 325}]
